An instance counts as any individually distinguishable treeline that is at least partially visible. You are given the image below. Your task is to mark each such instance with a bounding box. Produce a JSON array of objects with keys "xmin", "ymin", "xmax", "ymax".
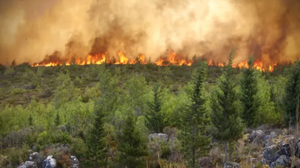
[{"xmin": 0, "ymin": 51, "xmax": 300, "ymax": 167}]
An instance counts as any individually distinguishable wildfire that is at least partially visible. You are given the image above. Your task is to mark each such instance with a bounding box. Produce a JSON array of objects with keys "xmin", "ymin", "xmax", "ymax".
[{"xmin": 32, "ymin": 52, "xmax": 276, "ymax": 72}]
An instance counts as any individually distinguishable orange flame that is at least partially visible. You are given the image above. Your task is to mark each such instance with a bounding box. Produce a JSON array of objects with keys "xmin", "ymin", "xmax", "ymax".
[{"xmin": 32, "ymin": 51, "xmax": 276, "ymax": 72}]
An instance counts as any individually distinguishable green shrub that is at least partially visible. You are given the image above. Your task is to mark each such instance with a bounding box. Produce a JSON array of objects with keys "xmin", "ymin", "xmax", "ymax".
[
  {"xmin": 6, "ymin": 144, "xmax": 30, "ymax": 167},
  {"xmin": 70, "ymin": 138, "xmax": 87, "ymax": 160},
  {"xmin": 10, "ymin": 88, "xmax": 26, "ymax": 95},
  {"xmin": 53, "ymin": 131, "xmax": 71, "ymax": 144},
  {"xmin": 4, "ymin": 67, "xmax": 14, "ymax": 75},
  {"xmin": 37, "ymin": 131, "xmax": 52, "ymax": 147}
]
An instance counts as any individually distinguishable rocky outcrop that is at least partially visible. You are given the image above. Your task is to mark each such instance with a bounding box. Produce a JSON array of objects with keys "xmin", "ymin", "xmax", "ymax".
[
  {"xmin": 270, "ymin": 155, "xmax": 291, "ymax": 168},
  {"xmin": 17, "ymin": 161, "xmax": 38, "ymax": 168},
  {"xmin": 262, "ymin": 144, "xmax": 280, "ymax": 165},
  {"xmin": 249, "ymin": 130, "xmax": 265, "ymax": 143},
  {"xmin": 259, "ymin": 135, "xmax": 298, "ymax": 167},
  {"xmin": 295, "ymin": 138, "xmax": 300, "ymax": 158},
  {"xmin": 18, "ymin": 152, "xmax": 80, "ymax": 168},
  {"xmin": 29, "ymin": 152, "xmax": 44, "ymax": 168},
  {"xmin": 199, "ymin": 157, "xmax": 213, "ymax": 168},
  {"xmin": 148, "ymin": 133, "xmax": 169, "ymax": 142},
  {"xmin": 42, "ymin": 155, "xmax": 56, "ymax": 168},
  {"xmin": 223, "ymin": 162, "xmax": 240, "ymax": 168},
  {"xmin": 70, "ymin": 156, "xmax": 79, "ymax": 168}
]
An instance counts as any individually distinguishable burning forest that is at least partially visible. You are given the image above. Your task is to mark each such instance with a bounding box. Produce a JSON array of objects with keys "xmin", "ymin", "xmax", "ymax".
[{"xmin": 2, "ymin": 0, "xmax": 300, "ymax": 168}]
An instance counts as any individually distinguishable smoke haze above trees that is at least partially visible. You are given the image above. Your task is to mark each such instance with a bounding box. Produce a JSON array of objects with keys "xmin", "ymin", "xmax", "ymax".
[{"xmin": 0, "ymin": 0, "xmax": 300, "ymax": 65}]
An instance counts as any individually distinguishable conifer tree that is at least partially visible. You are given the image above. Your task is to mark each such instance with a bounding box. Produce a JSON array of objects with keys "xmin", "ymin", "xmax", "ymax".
[
  {"xmin": 211, "ymin": 50, "xmax": 244, "ymax": 164},
  {"xmin": 145, "ymin": 85, "xmax": 168, "ymax": 133},
  {"xmin": 118, "ymin": 114, "xmax": 148, "ymax": 168},
  {"xmin": 55, "ymin": 112, "xmax": 60, "ymax": 126},
  {"xmin": 284, "ymin": 60, "xmax": 300, "ymax": 127},
  {"xmin": 86, "ymin": 105, "xmax": 107, "ymax": 168},
  {"xmin": 29, "ymin": 114, "xmax": 33, "ymax": 126},
  {"xmin": 179, "ymin": 62, "xmax": 211, "ymax": 168},
  {"xmin": 241, "ymin": 56, "xmax": 260, "ymax": 127}
]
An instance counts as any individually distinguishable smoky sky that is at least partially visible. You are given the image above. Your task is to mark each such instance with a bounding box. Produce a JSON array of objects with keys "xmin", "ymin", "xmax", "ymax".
[{"xmin": 0, "ymin": 0, "xmax": 300, "ymax": 65}]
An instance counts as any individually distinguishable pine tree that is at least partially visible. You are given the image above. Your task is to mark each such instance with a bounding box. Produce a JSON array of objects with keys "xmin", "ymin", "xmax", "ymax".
[
  {"xmin": 211, "ymin": 50, "xmax": 244, "ymax": 164},
  {"xmin": 55, "ymin": 112, "xmax": 60, "ymax": 126},
  {"xmin": 118, "ymin": 114, "xmax": 148, "ymax": 168},
  {"xmin": 179, "ymin": 62, "xmax": 211, "ymax": 168},
  {"xmin": 29, "ymin": 114, "xmax": 33, "ymax": 126},
  {"xmin": 145, "ymin": 85, "xmax": 168, "ymax": 133},
  {"xmin": 241, "ymin": 56, "xmax": 260, "ymax": 128},
  {"xmin": 284, "ymin": 60, "xmax": 300, "ymax": 127},
  {"xmin": 85, "ymin": 105, "xmax": 107, "ymax": 168}
]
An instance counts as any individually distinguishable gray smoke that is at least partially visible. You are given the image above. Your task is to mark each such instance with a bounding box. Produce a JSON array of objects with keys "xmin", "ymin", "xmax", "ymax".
[{"xmin": 0, "ymin": 0, "xmax": 299, "ymax": 65}]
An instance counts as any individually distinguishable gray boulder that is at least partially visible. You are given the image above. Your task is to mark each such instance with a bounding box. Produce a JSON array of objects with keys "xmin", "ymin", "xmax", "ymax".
[
  {"xmin": 223, "ymin": 162, "xmax": 240, "ymax": 168},
  {"xmin": 249, "ymin": 130, "xmax": 265, "ymax": 143},
  {"xmin": 42, "ymin": 155, "xmax": 56, "ymax": 168},
  {"xmin": 295, "ymin": 139, "xmax": 300, "ymax": 158},
  {"xmin": 17, "ymin": 161, "xmax": 38, "ymax": 168},
  {"xmin": 263, "ymin": 144, "xmax": 279, "ymax": 165},
  {"xmin": 29, "ymin": 152, "xmax": 43, "ymax": 168},
  {"xmin": 199, "ymin": 157, "xmax": 213, "ymax": 168},
  {"xmin": 70, "ymin": 156, "xmax": 79, "ymax": 168},
  {"xmin": 270, "ymin": 155, "xmax": 291, "ymax": 168},
  {"xmin": 148, "ymin": 133, "xmax": 168, "ymax": 142}
]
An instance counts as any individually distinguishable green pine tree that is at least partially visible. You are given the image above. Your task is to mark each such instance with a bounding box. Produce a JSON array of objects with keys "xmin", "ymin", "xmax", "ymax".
[
  {"xmin": 284, "ymin": 60, "xmax": 300, "ymax": 127},
  {"xmin": 55, "ymin": 112, "xmax": 60, "ymax": 126},
  {"xmin": 145, "ymin": 85, "xmax": 168, "ymax": 133},
  {"xmin": 179, "ymin": 61, "xmax": 211, "ymax": 168},
  {"xmin": 241, "ymin": 56, "xmax": 260, "ymax": 128},
  {"xmin": 85, "ymin": 105, "xmax": 108, "ymax": 168},
  {"xmin": 118, "ymin": 114, "xmax": 148, "ymax": 168},
  {"xmin": 210, "ymin": 50, "xmax": 244, "ymax": 164},
  {"xmin": 29, "ymin": 114, "xmax": 33, "ymax": 126}
]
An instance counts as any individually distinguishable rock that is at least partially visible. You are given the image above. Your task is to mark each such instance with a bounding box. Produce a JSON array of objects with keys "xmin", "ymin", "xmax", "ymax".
[
  {"xmin": 42, "ymin": 155, "xmax": 56, "ymax": 168},
  {"xmin": 249, "ymin": 130, "xmax": 265, "ymax": 142},
  {"xmin": 264, "ymin": 132, "xmax": 278, "ymax": 147},
  {"xmin": 223, "ymin": 162, "xmax": 240, "ymax": 168},
  {"xmin": 199, "ymin": 157, "xmax": 213, "ymax": 168},
  {"xmin": 270, "ymin": 132, "xmax": 277, "ymax": 138},
  {"xmin": 148, "ymin": 133, "xmax": 168, "ymax": 142},
  {"xmin": 280, "ymin": 135, "xmax": 295, "ymax": 145},
  {"xmin": 280, "ymin": 143, "xmax": 291, "ymax": 157},
  {"xmin": 29, "ymin": 152, "xmax": 43, "ymax": 168},
  {"xmin": 17, "ymin": 161, "xmax": 38, "ymax": 168},
  {"xmin": 295, "ymin": 139, "xmax": 300, "ymax": 158},
  {"xmin": 263, "ymin": 144, "xmax": 279, "ymax": 165},
  {"xmin": 270, "ymin": 155, "xmax": 291, "ymax": 168},
  {"xmin": 70, "ymin": 156, "xmax": 79, "ymax": 168}
]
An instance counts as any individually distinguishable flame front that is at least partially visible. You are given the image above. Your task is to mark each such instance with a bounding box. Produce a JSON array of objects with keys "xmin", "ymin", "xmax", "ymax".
[{"xmin": 32, "ymin": 52, "xmax": 276, "ymax": 72}]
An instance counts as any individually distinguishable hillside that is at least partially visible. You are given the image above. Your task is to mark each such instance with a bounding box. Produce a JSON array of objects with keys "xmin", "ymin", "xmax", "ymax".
[{"xmin": 0, "ymin": 61, "xmax": 298, "ymax": 168}]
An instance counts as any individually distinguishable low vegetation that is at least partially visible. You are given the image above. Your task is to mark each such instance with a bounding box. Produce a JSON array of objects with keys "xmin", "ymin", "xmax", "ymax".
[{"xmin": 0, "ymin": 53, "xmax": 299, "ymax": 168}]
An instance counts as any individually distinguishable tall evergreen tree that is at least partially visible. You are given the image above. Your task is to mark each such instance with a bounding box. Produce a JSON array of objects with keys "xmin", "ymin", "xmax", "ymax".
[
  {"xmin": 145, "ymin": 85, "xmax": 168, "ymax": 133},
  {"xmin": 55, "ymin": 112, "xmax": 60, "ymax": 126},
  {"xmin": 179, "ymin": 62, "xmax": 211, "ymax": 168},
  {"xmin": 85, "ymin": 105, "xmax": 107, "ymax": 168},
  {"xmin": 118, "ymin": 114, "xmax": 148, "ymax": 168},
  {"xmin": 28, "ymin": 114, "xmax": 33, "ymax": 126},
  {"xmin": 211, "ymin": 50, "xmax": 244, "ymax": 164},
  {"xmin": 284, "ymin": 60, "xmax": 300, "ymax": 127},
  {"xmin": 241, "ymin": 56, "xmax": 260, "ymax": 127}
]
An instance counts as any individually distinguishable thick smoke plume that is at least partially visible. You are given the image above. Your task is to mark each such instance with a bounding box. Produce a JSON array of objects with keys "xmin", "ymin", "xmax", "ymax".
[{"xmin": 0, "ymin": 0, "xmax": 300, "ymax": 65}]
